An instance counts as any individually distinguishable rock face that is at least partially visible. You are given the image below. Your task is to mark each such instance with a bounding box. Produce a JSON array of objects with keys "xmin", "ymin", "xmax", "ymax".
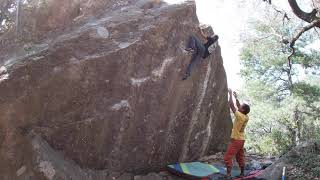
[{"xmin": 0, "ymin": 0, "xmax": 232, "ymax": 179}]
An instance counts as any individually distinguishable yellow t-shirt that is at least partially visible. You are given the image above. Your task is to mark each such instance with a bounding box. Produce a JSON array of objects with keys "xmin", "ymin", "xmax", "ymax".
[{"xmin": 231, "ymin": 111, "xmax": 249, "ymax": 140}]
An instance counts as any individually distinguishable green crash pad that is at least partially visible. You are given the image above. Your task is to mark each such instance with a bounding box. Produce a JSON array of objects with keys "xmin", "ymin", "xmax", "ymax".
[
  {"xmin": 167, "ymin": 162, "xmax": 220, "ymax": 179},
  {"xmin": 211, "ymin": 164, "xmax": 250, "ymax": 177}
]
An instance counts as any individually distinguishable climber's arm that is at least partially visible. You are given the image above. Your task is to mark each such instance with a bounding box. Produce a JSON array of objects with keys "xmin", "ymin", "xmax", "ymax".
[
  {"xmin": 199, "ymin": 27, "xmax": 207, "ymax": 40},
  {"xmin": 233, "ymin": 91, "xmax": 241, "ymax": 109},
  {"xmin": 228, "ymin": 89, "xmax": 236, "ymax": 113}
]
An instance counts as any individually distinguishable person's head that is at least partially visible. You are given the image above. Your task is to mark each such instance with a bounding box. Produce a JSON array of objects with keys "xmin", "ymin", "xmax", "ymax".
[
  {"xmin": 201, "ymin": 24, "xmax": 214, "ymax": 36},
  {"xmin": 239, "ymin": 103, "xmax": 250, "ymax": 115}
]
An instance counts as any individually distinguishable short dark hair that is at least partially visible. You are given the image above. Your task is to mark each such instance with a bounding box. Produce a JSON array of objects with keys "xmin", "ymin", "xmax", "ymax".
[{"xmin": 242, "ymin": 103, "xmax": 250, "ymax": 115}]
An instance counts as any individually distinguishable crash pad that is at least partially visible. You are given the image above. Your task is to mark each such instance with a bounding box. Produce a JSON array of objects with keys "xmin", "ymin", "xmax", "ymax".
[
  {"xmin": 210, "ymin": 164, "xmax": 251, "ymax": 177},
  {"xmin": 233, "ymin": 170, "xmax": 263, "ymax": 180},
  {"xmin": 209, "ymin": 164, "xmax": 264, "ymax": 180},
  {"xmin": 167, "ymin": 162, "xmax": 266, "ymax": 180},
  {"xmin": 167, "ymin": 162, "xmax": 219, "ymax": 179}
]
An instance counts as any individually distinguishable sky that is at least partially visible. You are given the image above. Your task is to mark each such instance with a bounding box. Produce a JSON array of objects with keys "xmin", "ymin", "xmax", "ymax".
[{"xmin": 195, "ymin": 0, "xmax": 249, "ymax": 90}]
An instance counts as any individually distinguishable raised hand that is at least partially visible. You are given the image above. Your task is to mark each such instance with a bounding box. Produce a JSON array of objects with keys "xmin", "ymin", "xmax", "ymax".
[{"xmin": 233, "ymin": 91, "xmax": 238, "ymax": 99}]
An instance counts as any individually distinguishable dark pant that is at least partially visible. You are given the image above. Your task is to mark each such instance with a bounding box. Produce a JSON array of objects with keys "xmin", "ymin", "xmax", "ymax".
[
  {"xmin": 224, "ymin": 139, "xmax": 245, "ymax": 168},
  {"xmin": 185, "ymin": 35, "xmax": 205, "ymax": 75}
]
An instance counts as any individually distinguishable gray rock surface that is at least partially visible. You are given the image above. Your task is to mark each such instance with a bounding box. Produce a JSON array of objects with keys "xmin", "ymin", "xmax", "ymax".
[{"xmin": 0, "ymin": 0, "xmax": 232, "ymax": 179}]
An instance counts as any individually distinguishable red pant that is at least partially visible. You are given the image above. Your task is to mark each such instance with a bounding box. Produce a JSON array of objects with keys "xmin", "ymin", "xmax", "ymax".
[{"xmin": 224, "ymin": 139, "xmax": 245, "ymax": 168}]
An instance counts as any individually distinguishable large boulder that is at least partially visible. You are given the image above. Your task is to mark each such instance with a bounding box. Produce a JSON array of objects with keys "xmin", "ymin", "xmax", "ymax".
[{"xmin": 0, "ymin": 0, "xmax": 232, "ymax": 179}]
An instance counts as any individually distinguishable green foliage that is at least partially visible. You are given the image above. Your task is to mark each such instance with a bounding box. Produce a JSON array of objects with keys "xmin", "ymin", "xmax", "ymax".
[
  {"xmin": 287, "ymin": 142, "xmax": 320, "ymax": 178},
  {"xmin": 240, "ymin": 8, "xmax": 320, "ymax": 155},
  {"xmin": 312, "ymin": 167, "xmax": 320, "ymax": 177},
  {"xmin": 293, "ymin": 82, "xmax": 320, "ymax": 102}
]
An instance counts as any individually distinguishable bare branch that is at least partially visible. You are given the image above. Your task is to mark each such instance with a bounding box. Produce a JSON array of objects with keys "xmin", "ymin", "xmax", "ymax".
[
  {"xmin": 277, "ymin": 86, "xmax": 290, "ymax": 93},
  {"xmin": 288, "ymin": 19, "xmax": 320, "ymax": 68},
  {"xmin": 283, "ymin": 13, "xmax": 290, "ymax": 26},
  {"xmin": 288, "ymin": 0, "xmax": 319, "ymax": 26},
  {"xmin": 314, "ymin": 28, "xmax": 320, "ymax": 38},
  {"xmin": 261, "ymin": 0, "xmax": 291, "ymax": 22},
  {"xmin": 267, "ymin": 69, "xmax": 289, "ymax": 83},
  {"xmin": 261, "ymin": 0, "xmax": 320, "ymax": 56},
  {"xmin": 288, "ymin": 47, "xmax": 295, "ymax": 69},
  {"xmin": 251, "ymin": 35, "xmax": 273, "ymax": 43},
  {"xmin": 270, "ymin": 26, "xmax": 281, "ymax": 37},
  {"xmin": 251, "ymin": 33, "xmax": 284, "ymax": 43},
  {"xmin": 262, "ymin": 126, "xmax": 272, "ymax": 133},
  {"xmin": 300, "ymin": 110, "xmax": 319, "ymax": 118}
]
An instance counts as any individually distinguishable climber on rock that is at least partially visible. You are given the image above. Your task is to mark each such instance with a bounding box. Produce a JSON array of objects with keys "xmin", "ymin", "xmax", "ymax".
[
  {"xmin": 224, "ymin": 89, "xmax": 250, "ymax": 178},
  {"xmin": 182, "ymin": 26, "xmax": 219, "ymax": 80}
]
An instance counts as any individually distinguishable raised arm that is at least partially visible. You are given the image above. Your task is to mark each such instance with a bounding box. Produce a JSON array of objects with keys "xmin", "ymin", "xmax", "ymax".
[
  {"xmin": 233, "ymin": 91, "xmax": 241, "ymax": 109},
  {"xmin": 228, "ymin": 89, "xmax": 236, "ymax": 113},
  {"xmin": 199, "ymin": 27, "xmax": 207, "ymax": 40}
]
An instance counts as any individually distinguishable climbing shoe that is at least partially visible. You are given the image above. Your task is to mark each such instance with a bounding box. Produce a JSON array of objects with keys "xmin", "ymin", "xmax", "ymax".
[{"xmin": 185, "ymin": 48, "xmax": 195, "ymax": 53}]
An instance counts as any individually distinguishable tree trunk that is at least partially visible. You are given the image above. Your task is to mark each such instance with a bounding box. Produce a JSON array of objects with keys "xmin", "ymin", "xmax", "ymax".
[
  {"xmin": 294, "ymin": 106, "xmax": 301, "ymax": 144},
  {"xmin": 289, "ymin": 127, "xmax": 297, "ymax": 147}
]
